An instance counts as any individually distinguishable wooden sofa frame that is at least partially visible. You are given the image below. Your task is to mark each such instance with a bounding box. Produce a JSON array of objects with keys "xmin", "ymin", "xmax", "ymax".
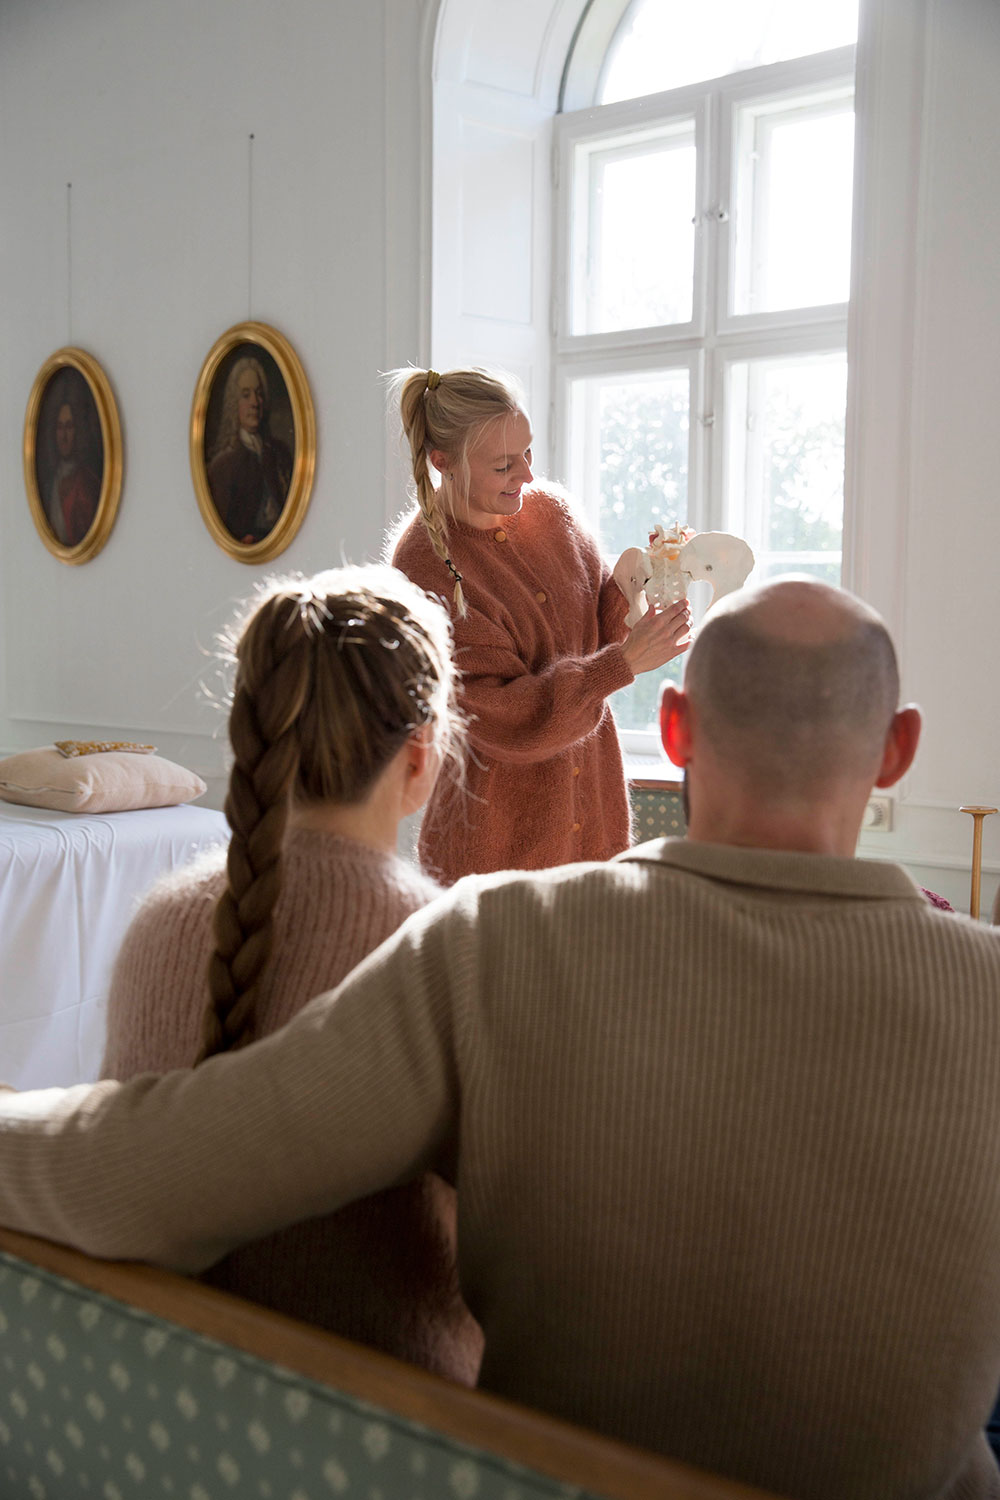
[{"xmin": 0, "ymin": 1225, "xmax": 779, "ymax": 1500}]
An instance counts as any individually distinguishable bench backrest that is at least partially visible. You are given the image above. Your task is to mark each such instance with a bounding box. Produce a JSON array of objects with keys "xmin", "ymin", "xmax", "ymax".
[
  {"xmin": 0, "ymin": 1226, "xmax": 778, "ymax": 1500},
  {"xmin": 629, "ymin": 781, "xmax": 686, "ymax": 842}
]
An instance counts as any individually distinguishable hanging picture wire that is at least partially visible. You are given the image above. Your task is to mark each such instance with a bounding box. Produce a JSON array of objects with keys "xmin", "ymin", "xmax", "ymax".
[
  {"xmin": 66, "ymin": 182, "xmax": 73, "ymax": 345},
  {"xmin": 22, "ymin": 180, "xmax": 124, "ymax": 564},
  {"xmin": 247, "ymin": 133, "xmax": 255, "ymax": 321}
]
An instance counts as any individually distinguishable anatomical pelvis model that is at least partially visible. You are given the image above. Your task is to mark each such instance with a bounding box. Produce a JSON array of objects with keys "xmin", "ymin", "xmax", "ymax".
[{"xmin": 612, "ymin": 522, "xmax": 755, "ymax": 629}]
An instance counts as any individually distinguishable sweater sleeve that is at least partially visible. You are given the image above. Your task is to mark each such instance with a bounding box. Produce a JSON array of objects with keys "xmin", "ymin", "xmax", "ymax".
[
  {"xmin": 394, "ymin": 514, "xmax": 634, "ymax": 765},
  {"xmin": 100, "ymin": 871, "xmax": 218, "ymax": 1081},
  {"xmin": 100, "ymin": 905, "xmax": 168, "ymax": 1080},
  {"xmin": 0, "ymin": 900, "xmax": 467, "ymax": 1273},
  {"xmin": 598, "ymin": 560, "xmax": 630, "ymax": 646},
  {"xmin": 452, "ymin": 608, "xmax": 634, "ymax": 763}
]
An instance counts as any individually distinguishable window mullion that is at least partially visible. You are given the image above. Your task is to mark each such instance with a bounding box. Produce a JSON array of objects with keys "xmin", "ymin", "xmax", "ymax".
[
  {"xmin": 553, "ymin": 33, "xmax": 855, "ymax": 745},
  {"xmin": 703, "ymin": 82, "xmax": 727, "ymax": 535},
  {"xmin": 690, "ymin": 345, "xmax": 710, "ymax": 534},
  {"xmin": 691, "ymin": 91, "xmax": 712, "ymax": 343},
  {"xmin": 586, "ymin": 162, "xmax": 603, "ymax": 334}
]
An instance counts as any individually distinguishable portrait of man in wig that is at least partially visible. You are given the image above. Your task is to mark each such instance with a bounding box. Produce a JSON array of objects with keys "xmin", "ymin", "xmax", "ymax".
[{"xmin": 206, "ymin": 350, "xmax": 293, "ymax": 545}]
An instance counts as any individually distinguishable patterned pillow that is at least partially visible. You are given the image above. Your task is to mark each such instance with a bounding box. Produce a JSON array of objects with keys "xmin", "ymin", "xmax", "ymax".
[{"xmin": 0, "ymin": 746, "xmax": 206, "ymax": 813}]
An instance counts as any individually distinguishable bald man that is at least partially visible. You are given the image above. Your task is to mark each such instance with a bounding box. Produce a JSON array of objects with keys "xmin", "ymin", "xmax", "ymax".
[
  {"xmin": 2, "ymin": 580, "xmax": 1000, "ymax": 1500},
  {"xmin": 665, "ymin": 577, "xmax": 920, "ymax": 854}
]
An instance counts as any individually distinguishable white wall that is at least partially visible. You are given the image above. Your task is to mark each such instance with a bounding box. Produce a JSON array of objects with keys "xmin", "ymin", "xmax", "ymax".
[
  {"xmin": 432, "ymin": 0, "xmax": 587, "ymax": 463},
  {"xmin": 848, "ymin": 0, "xmax": 1000, "ymax": 912},
  {"xmin": 0, "ymin": 0, "xmax": 435, "ymax": 806}
]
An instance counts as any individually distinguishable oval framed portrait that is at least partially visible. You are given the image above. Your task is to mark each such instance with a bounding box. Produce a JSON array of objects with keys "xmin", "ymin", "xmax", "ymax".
[
  {"xmin": 190, "ymin": 321, "xmax": 316, "ymax": 563},
  {"xmin": 23, "ymin": 348, "xmax": 123, "ymax": 566}
]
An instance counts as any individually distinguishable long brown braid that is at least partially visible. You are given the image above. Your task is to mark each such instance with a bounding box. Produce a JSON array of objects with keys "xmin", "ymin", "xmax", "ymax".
[
  {"xmin": 196, "ymin": 565, "xmax": 460, "ymax": 1063},
  {"xmin": 388, "ymin": 365, "xmax": 525, "ymax": 616}
]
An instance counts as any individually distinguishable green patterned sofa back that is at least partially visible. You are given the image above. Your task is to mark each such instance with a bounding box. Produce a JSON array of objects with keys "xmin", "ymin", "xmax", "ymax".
[
  {"xmin": 629, "ymin": 781, "xmax": 686, "ymax": 843},
  {"xmin": 0, "ymin": 1229, "xmax": 776, "ymax": 1500}
]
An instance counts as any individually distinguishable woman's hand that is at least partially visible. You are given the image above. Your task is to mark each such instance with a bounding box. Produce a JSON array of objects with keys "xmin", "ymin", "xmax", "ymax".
[{"xmin": 621, "ymin": 598, "xmax": 692, "ymax": 675}]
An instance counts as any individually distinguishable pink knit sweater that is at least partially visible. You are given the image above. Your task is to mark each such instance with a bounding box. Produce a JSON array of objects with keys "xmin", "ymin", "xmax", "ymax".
[
  {"xmin": 393, "ymin": 487, "xmax": 635, "ymax": 884},
  {"xmin": 101, "ymin": 828, "xmax": 482, "ymax": 1383}
]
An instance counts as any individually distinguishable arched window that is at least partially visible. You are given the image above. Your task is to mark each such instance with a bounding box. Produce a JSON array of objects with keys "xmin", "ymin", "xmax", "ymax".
[
  {"xmin": 556, "ymin": 0, "xmax": 859, "ymax": 741},
  {"xmin": 599, "ymin": 0, "xmax": 859, "ymax": 104}
]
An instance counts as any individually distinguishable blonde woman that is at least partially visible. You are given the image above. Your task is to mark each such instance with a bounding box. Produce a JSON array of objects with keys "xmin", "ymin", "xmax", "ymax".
[
  {"xmin": 389, "ymin": 365, "xmax": 690, "ymax": 885},
  {"xmin": 100, "ymin": 565, "xmax": 482, "ymax": 1384}
]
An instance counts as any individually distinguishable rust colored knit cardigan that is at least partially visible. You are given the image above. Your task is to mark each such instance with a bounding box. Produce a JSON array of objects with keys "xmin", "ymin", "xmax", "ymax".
[{"xmin": 393, "ymin": 487, "xmax": 635, "ymax": 884}]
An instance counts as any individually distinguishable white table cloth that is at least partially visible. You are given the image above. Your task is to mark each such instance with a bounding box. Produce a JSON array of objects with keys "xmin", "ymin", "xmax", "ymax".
[{"xmin": 0, "ymin": 802, "xmax": 228, "ymax": 1090}]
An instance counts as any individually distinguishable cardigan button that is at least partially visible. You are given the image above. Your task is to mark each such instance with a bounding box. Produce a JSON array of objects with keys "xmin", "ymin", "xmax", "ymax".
[
  {"xmin": 572, "ymin": 821, "xmax": 582, "ymax": 832},
  {"xmin": 572, "ymin": 766, "xmax": 580, "ymax": 777},
  {"xmin": 494, "ymin": 529, "xmax": 507, "ymax": 542},
  {"xmin": 535, "ymin": 590, "xmax": 547, "ymax": 603}
]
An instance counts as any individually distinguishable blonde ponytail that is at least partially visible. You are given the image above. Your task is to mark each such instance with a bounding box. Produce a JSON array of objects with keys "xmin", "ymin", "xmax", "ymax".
[{"xmin": 387, "ymin": 365, "xmax": 525, "ymax": 616}]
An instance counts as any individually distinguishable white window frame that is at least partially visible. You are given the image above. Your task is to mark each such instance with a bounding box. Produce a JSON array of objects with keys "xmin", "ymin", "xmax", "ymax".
[
  {"xmin": 552, "ymin": 44, "xmax": 856, "ymax": 755},
  {"xmin": 723, "ymin": 344, "xmax": 849, "ymax": 580}
]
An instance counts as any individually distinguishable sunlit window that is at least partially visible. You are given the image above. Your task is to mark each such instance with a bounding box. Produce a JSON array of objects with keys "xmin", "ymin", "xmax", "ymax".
[
  {"xmin": 601, "ymin": 0, "xmax": 859, "ymax": 103},
  {"xmin": 567, "ymin": 369, "xmax": 690, "ymax": 554},
  {"xmin": 726, "ymin": 353, "xmax": 846, "ymax": 583},
  {"xmin": 555, "ymin": 1, "xmax": 858, "ymax": 740},
  {"xmin": 572, "ymin": 122, "xmax": 696, "ymax": 334},
  {"xmin": 733, "ymin": 91, "xmax": 855, "ymax": 314},
  {"xmin": 566, "ymin": 368, "xmax": 692, "ymax": 728}
]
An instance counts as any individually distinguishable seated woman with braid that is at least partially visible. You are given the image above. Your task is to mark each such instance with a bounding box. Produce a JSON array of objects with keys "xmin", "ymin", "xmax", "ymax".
[{"xmin": 100, "ymin": 565, "xmax": 482, "ymax": 1384}]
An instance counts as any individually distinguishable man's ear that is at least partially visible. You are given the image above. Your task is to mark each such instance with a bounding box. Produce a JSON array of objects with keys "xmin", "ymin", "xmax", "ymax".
[
  {"xmin": 875, "ymin": 705, "xmax": 921, "ymax": 788},
  {"xmin": 660, "ymin": 685, "xmax": 692, "ymax": 768}
]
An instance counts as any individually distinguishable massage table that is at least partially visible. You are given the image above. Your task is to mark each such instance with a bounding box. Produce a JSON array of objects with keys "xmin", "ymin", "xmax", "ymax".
[{"xmin": 0, "ymin": 801, "xmax": 228, "ymax": 1090}]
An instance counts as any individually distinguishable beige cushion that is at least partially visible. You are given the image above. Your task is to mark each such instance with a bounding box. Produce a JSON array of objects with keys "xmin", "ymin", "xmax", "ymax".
[{"xmin": 0, "ymin": 746, "xmax": 206, "ymax": 814}]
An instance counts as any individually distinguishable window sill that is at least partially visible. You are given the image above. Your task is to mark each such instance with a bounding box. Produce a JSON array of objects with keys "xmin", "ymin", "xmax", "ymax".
[{"xmin": 623, "ymin": 751, "xmax": 682, "ymax": 791}]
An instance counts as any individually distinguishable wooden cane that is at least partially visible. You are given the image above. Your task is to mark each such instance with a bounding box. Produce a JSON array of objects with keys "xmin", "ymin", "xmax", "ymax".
[{"xmin": 960, "ymin": 805, "xmax": 998, "ymax": 919}]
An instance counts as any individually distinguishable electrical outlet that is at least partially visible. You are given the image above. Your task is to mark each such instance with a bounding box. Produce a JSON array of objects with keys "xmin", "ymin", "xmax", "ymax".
[{"xmin": 862, "ymin": 795, "xmax": 893, "ymax": 832}]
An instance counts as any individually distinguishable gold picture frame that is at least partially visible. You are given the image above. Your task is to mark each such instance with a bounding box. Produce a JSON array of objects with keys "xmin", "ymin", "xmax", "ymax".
[
  {"xmin": 23, "ymin": 348, "xmax": 124, "ymax": 566},
  {"xmin": 190, "ymin": 321, "xmax": 316, "ymax": 563}
]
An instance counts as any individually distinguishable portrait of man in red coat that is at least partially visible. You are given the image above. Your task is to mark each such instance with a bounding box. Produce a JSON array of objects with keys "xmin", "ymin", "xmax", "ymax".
[
  {"xmin": 35, "ymin": 372, "xmax": 104, "ymax": 548},
  {"xmin": 205, "ymin": 352, "xmax": 293, "ymax": 545}
]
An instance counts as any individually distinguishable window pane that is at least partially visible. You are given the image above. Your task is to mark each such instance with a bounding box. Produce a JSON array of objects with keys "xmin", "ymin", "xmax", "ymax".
[
  {"xmin": 601, "ymin": 0, "xmax": 858, "ymax": 103},
  {"xmin": 569, "ymin": 370, "xmax": 690, "ymax": 731},
  {"xmin": 734, "ymin": 95, "xmax": 854, "ymax": 314},
  {"xmin": 726, "ymin": 354, "xmax": 846, "ymax": 584},
  {"xmin": 574, "ymin": 127, "xmax": 695, "ymax": 334}
]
